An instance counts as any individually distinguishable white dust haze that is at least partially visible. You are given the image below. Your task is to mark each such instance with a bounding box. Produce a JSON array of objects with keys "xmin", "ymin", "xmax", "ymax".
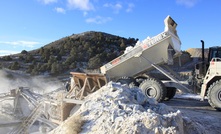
[{"xmin": 0, "ymin": 69, "xmax": 64, "ymax": 94}]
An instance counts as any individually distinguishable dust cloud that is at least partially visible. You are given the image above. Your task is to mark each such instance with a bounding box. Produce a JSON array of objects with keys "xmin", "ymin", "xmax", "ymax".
[{"xmin": 0, "ymin": 69, "xmax": 64, "ymax": 94}]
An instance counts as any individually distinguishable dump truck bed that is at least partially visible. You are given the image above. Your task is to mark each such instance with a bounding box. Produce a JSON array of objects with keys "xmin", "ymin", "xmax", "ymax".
[{"xmin": 100, "ymin": 16, "xmax": 181, "ymax": 80}]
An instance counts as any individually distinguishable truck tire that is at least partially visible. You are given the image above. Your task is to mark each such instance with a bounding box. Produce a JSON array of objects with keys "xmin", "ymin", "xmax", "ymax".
[
  {"xmin": 134, "ymin": 76, "xmax": 147, "ymax": 86},
  {"xmin": 164, "ymin": 87, "xmax": 176, "ymax": 101},
  {"xmin": 207, "ymin": 80, "xmax": 221, "ymax": 111},
  {"xmin": 139, "ymin": 77, "xmax": 166, "ymax": 102}
]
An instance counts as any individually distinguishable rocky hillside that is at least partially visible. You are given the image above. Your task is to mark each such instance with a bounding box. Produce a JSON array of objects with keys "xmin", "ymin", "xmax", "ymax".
[{"xmin": 0, "ymin": 31, "xmax": 138, "ymax": 75}]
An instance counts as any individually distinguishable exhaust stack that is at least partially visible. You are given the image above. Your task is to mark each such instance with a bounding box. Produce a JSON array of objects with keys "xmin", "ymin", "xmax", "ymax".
[{"xmin": 201, "ymin": 40, "xmax": 205, "ymax": 62}]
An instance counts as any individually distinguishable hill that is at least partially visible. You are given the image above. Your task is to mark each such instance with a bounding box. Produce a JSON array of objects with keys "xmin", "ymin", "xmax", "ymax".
[
  {"xmin": 186, "ymin": 48, "xmax": 209, "ymax": 59},
  {"xmin": 0, "ymin": 31, "xmax": 138, "ymax": 75},
  {"xmin": 0, "ymin": 31, "xmax": 208, "ymax": 77}
]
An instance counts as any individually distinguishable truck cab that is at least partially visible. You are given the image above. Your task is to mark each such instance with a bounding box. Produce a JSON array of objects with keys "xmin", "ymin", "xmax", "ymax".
[
  {"xmin": 208, "ymin": 46, "xmax": 221, "ymax": 61},
  {"xmin": 196, "ymin": 43, "xmax": 221, "ymax": 110}
]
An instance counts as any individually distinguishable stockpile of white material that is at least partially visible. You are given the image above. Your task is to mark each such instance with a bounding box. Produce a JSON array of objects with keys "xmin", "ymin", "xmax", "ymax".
[
  {"xmin": 135, "ymin": 36, "xmax": 151, "ymax": 46},
  {"xmin": 124, "ymin": 36, "xmax": 151, "ymax": 54},
  {"xmin": 50, "ymin": 82, "xmax": 206, "ymax": 134}
]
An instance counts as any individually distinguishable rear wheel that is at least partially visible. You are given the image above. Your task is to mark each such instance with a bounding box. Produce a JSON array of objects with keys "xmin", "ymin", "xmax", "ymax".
[
  {"xmin": 207, "ymin": 80, "xmax": 221, "ymax": 111},
  {"xmin": 164, "ymin": 87, "xmax": 176, "ymax": 101},
  {"xmin": 139, "ymin": 77, "xmax": 166, "ymax": 102}
]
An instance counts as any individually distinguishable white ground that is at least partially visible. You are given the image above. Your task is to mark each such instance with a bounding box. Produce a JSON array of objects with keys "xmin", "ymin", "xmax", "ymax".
[
  {"xmin": 0, "ymin": 114, "xmax": 14, "ymax": 133},
  {"xmin": 49, "ymin": 82, "xmax": 207, "ymax": 134},
  {"xmin": 1, "ymin": 82, "xmax": 220, "ymax": 134}
]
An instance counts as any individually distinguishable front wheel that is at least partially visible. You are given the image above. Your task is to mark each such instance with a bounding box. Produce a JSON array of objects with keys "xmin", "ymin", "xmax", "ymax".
[
  {"xmin": 139, "ymin": 77, "xmax": 166, "ymax": 102},
  {"xmin": 207, "ymin": 80, "xmax": 221, "ymax": 111}
]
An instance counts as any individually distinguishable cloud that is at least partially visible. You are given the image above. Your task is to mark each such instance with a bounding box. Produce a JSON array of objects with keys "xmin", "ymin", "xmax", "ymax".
[
  {"xmin": 67, "ymin": 0, "xmax": 94, "ymax": 11},
  {"xmin": 0, "ymin": 50, "xmax": 20, "ymax": 56},
  {"xmin": 83, "ymin": 11, "xmax": 88, "ymax": 16},
  {"xmin": 55, "ymin": 7, "xmax": 66, "ymax": 13},
  {"xmin": 86, "ymin": 16, "xmax": 112, "ymax": 24},
  {"xmin": 126, "ymin": 3, "xmax": 134, "ymax": 12},
  {"xmin": 176, "ymin": 0, "xmax": 200, "ymax": 8},
  {"xmin": 104, "ymin": 3, "xmax": 122, "ymax": 14},
  {"xmin": 0, "ymin": 41, "xmax": 40, "ymax": 48},
  {"xmin": 38, "ymin": 0, "xmax": 57, "ymax": 4}
]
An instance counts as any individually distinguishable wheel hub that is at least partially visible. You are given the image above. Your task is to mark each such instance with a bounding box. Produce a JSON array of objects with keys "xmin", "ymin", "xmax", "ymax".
[
  {"xmin": 218, "ymin": 90, "xmax": 221, "ymax": 101},
  {"xmin": 145, "ymin": 87, "xmax": 157, "ymax": 97}
]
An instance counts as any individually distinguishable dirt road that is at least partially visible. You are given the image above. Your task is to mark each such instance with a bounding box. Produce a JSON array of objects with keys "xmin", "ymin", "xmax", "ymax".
[{"xmin": 164, "ymin": 98, "xmax": 221, "ymax": 134}]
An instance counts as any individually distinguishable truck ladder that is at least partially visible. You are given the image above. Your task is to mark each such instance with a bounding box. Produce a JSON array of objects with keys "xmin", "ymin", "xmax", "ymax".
[
  {"xmin": 9, "ymin": 102, "xmax": 43, "ymax": 134},
  {"xmin": 141, "ymin": 55, "xmax": 191, "ymax": 93},
  {"xmin": 162, "ymin": 64, "xmax": 184, "ymax": 80}
]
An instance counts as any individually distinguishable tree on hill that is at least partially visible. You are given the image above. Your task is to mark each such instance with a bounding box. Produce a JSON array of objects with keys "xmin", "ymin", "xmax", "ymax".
[
  {"xmin": 51, "ymin": 62, "xmax": 62, "ymax": 75},
  {"xmin": 88, "ymin": 54, "xmax": 102, "ymax": 69},
  {"xmin": 39, "ymin": 47, "xmax": 44, "ymax": 55},
  {"xmin": 70, "ymin": 48, "xmax": 77, "ymax": 57},
  {"xmin": 69, "ymin": 62, "xmax": 76, "ymax": 69},
  {"xmin": 21, "ymin": 50, "xmax": 28, "ymax": 55},
  {"xmin": 31, "ymin": 66, "xmax": 39, "ymax": 75},
  {"xmin": 41, "ymin": 48, "xmax": 50, "ymax": 62},
  {"xmin": 27, "ymin": 64, "xmax": 34, "ymax": 73},
  {"xmin": 19, "ymin": 55, "xmax": 24, "ymax": 61},
  {"xmin": 38, "ymin": 63, "xmax": 49, "ymax": 72},
  {"xmin": 25, "ymin": 54, "xmax": 35, "ymax": 63},
  {"xmin": 58, "ymin": 46, "xmax": 65, "ymax": 56},
  {"xmin": 10, "ymin": 61, "xmax": 20, "ymax": 70},
  {"xmin": 48, "ymin": 56, "xmax": 57, "ymax": 65},
  {"xmin": 3, "ymin": 56, "xmax": 12, "ymax": 61},
  {"xmin": 56, "ymin": 54, "xmax": 62, "ymax": 61},
  {"xmin": 65, "ymin": 56, "xmax": 76, "ymax": 66}
]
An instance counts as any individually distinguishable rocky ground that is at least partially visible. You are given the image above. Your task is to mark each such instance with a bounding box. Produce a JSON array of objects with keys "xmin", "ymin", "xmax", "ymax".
[{"xmin": 165, "ymin": 97, "xmax": 221, "ymax": 134}]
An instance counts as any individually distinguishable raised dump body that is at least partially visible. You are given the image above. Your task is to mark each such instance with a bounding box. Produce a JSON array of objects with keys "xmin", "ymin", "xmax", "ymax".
[{"xmin": 100, "ymin": 16, "xmax": 181, "ymax": 80}]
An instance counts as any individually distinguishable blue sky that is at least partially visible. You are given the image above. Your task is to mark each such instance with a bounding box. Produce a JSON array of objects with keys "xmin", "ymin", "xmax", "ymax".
[{"xmin": 0, "ymin": 0, "xmax": 221, "ymax": 56}]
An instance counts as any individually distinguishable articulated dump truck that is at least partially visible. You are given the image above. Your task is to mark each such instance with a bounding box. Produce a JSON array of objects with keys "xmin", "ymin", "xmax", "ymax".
[
  {"xmin": 69, "ymin": 16, "xmax": 221, "ymax": 110},
  {"xmin": 68, "ymin": 15, "xmax": 190, "ymax": 103}
]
